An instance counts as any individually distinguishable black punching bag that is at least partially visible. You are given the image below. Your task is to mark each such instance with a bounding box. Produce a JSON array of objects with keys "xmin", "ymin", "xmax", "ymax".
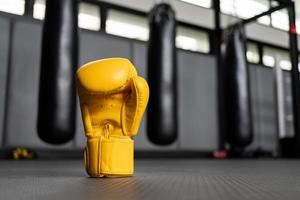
[
  {"xmin": 223, "ymin": 24, "xmax": 253, "ymax": 148},
  {"xmin": 147, "ymin": 3, "xmax": 177, "ymax": 145},
  {"xmin": 37, "ymin": 0, "xmax": 78, "ymax": 144}
]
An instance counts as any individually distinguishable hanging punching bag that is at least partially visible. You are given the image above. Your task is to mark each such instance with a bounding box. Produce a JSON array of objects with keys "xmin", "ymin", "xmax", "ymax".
[
  {"xmin": 223, "ymin": 24, "xmax": 253, "ymax": 148},
  {"xmin": 37, "ymin": 0, "xmax": 78, "ymax": 144},
  {"xmin": 147, "ymin": 3, "xmax": 177, "ymax": 145}
]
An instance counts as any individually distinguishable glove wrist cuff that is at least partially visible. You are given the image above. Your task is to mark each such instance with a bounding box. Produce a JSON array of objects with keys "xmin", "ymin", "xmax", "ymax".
[{"xmin": 84, "ymin": 137, "xmax": 134, "ymax": 177}]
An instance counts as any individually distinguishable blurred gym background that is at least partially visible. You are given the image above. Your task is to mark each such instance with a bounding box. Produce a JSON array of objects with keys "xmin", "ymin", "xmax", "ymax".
[
  {"xmin": 2, "ymin": 0, "xmax": 300, "ymax": 199},
  {"xmin": 0, "ymin": 0, "xmax": 300, "ymax": 158}
]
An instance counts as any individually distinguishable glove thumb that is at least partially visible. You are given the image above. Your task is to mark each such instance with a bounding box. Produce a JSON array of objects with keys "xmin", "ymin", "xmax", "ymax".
[{"xmin": 121, "ymin": 76, "xmax": 149, "ymax": 136}]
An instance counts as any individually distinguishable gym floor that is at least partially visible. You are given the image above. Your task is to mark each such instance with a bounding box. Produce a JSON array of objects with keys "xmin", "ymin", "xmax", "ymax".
[{"xmin": 1, "ymin": 159, "xmax": 300, "ymax": 200}]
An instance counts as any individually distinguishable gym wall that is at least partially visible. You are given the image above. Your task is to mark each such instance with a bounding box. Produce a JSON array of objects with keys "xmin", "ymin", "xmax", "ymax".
[{"xmin": 0, "ymin": 14, "xmax": 292, "ymax": 153}]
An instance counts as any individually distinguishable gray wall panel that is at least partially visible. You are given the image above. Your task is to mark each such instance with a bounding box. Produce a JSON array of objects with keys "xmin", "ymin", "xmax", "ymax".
[
  {"xmin": 131, "ymin": 42, "xmax": 147, "ymax": 78},
  {"xmin": 283, "ymin": 71, "xmax": 294, "ymax": 137},
  {"xmin": 247, "ymin": 65, "xmax": 261, "ymax": 150},
  {"xmin": 256, "ymin": 66, "xmax": 277, "ymax": 152},
  {"xmin": 132, "ymin": 42, "xmax": 178, "ymax": 151},
  {"xmin": 246, "ymin": 65, "xmax": 277, "ymax": 153},
  {"xmin": 79, "ymin": 32, "xmax": 131, "ymax": 66},
  {"xmin": 5, "ymin": 21, "xmax": 73, "ymax": 148},
  {"xmin": 75, "ymin": 98, "xmax": 85, "ymax": 149},
  {"xmin": 178, "ymin": 51, "xmax": 218, "ymax": 151},
  {"xmin": 75, "ymin": 32, "xmax": 132, "ymax": 148},
  {"xmin": 0, "ymin": 17, "xmax": 10, "ymax": 146}
]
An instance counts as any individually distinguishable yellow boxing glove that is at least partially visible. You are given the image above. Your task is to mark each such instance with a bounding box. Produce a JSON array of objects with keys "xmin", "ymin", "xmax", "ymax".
[{"xmin": 76, "ymin": 58, "xmax": 149, "ymax": 177}]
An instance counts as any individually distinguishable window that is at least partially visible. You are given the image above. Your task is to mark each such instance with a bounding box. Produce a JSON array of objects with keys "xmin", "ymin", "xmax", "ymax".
[
  {"xmin": 78, "ymin": 3, "xmax": 100, "ymax": 31},
  {"xmin": 220, "ymin": 0, "xmax": 269, "ymax": 18},
  {"xmin": 246, "ymin": 42, "xmax": 259, "ymax": 63},
  {"xmin": 33, "ymin": 0, "xmax": 100, "ymax": 31},
  {"xmin": 296, "ymin": 20, "xmax": 300, "ymax": 34},
  {"xmin": 179, "ymin": 0, "xmax": 211, "ymax": 8},
  {"xmin": 176, "ymin": 26, "xmax": 210, "ymax": 53},
  {"xmin": 220, "ymin": 0, "xmax": 235, "ymax": 16},
  {"xmin": 106, "ymin": 10, "xmax": 148, "ymax": 41},
  {"xmin": 257, "ymin": 15, "xmax": 271, "ymax": 25},
  {"xmin": 271, "ymin": 10, "xmax": 289, "ymax": 31},
  {"xmin": 0, "ymin": 0, "xmax": 25, "ymax": 15},
  {"xmin": 220, "ymin": 0, "xmax": 270, "ymax": 25},
  {"xmin": 33, "ymin": 1, "xmax": 100, "ymax": 31},
  {"xmin": 263, "ymin": 47, "xmax": 291, "ymax": 70},
  {"xmin": 33, "ymin": 0, "xmax": 45, "ymax": 20},
  {"xmin": 235, "ymin": 0, "xmax": 269, "ymax": 19}
]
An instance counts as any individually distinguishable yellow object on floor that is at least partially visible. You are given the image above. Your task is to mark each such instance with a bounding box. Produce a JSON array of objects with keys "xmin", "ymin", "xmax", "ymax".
[
  {"xmin": 12, "ymin": 148, "xmax": 35, "ymax": 160},
  {"xmin": 76, "ymin": 58, "xmax": 149, "ymax": 177}
]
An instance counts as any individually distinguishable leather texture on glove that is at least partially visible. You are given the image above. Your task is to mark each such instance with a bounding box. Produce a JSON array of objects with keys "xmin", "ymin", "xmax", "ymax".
[{"xmin": 76, "ymin": 58, "xmax": 149, "ymax": 177}]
